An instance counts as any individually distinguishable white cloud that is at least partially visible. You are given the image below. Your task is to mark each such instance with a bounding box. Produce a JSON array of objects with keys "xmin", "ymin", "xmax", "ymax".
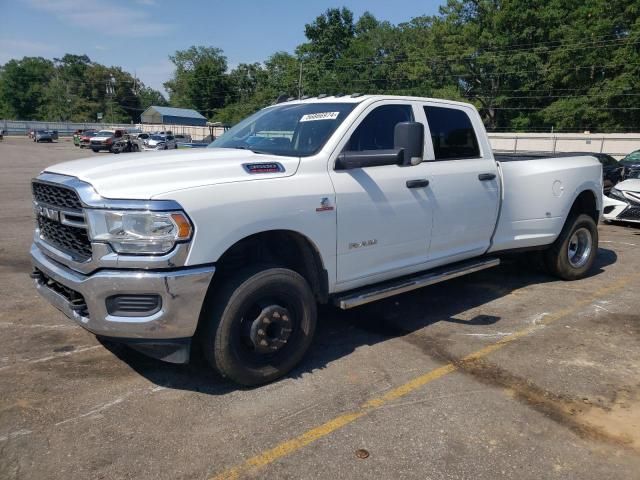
[
  {"xmin": 24, "ymin": 0, "xmax": 173, "ymax": 37},
  {"xmin": 0, "ymin": 39, "xmax": 59, "ymax": 64}
]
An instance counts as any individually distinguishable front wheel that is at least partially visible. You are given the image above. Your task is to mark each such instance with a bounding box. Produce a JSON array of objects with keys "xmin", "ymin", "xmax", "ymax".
[
  {"xmin": 200, "ymin": 267, "xmax": 317, "ymax": 386},
  {"xmin": 544, "ymin": 214, "xmax": 598, "ymax": 280}
]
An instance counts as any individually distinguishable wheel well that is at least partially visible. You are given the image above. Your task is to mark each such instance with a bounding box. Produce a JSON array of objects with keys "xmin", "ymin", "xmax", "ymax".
[
  {"xmin": 568, "ymin": 190, "xmax": 598, "ymax": 223},
  {"xmin": 212, "ymin": 230, "xmax": 329, "ymax": 303}
]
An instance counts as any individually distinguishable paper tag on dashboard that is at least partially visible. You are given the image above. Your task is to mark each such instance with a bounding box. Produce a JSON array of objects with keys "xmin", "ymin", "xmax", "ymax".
[{"xmin": 300, "ymin": 112, "xmax": 340, "ymax": 122}]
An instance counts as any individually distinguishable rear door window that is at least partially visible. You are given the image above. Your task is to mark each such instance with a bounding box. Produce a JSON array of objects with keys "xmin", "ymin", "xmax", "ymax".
[{"xmin": 424, "ymin": 106, "xmax": 480, "ymax": 160}]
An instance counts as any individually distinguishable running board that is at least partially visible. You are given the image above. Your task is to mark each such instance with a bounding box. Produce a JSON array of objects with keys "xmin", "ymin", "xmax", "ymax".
[{"xmin": 333, "ymin": 257, "xmax": 500, "ymax": 310}]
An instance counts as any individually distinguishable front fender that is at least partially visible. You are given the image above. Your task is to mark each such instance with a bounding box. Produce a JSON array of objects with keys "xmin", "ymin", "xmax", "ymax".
[{"xmin": 155, "ymin": 176, "xmax": 338, "ymax": 290}]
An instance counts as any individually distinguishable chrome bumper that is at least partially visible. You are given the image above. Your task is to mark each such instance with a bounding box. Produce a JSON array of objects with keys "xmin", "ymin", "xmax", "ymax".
[{"xmin": 30, "ymin": 243, "xmax": 215, "ymax": 339}]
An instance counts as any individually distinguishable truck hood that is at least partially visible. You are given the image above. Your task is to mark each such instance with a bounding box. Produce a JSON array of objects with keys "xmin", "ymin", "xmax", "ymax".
[
  {"xmin": 44, "ymin": 148, "xmax": 300, "ymax": 200},
  {"xmin": 91, "ymin": 135, "xmax": 113, "ymax": 141}
]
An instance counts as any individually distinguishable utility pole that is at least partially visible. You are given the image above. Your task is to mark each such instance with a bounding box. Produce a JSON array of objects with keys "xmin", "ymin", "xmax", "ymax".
[
  {"xmin": 298, "ymin": 61, "xmax": 303, "ymax": 99},
  {"xmin": 106, "ymin": 75, "xmax": 116, "ymax": 124}
]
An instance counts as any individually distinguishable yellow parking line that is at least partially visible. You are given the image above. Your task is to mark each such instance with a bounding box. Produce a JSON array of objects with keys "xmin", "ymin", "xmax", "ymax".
[{"xmin": 211, "ymin": 273, "xmax": 638, "ymax": 480}]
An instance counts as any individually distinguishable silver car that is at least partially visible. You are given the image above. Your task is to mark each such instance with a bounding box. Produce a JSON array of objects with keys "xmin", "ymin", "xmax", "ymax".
[{"xmin": 144, "ymin": 134, "xmax": 178, "ymax": 150}]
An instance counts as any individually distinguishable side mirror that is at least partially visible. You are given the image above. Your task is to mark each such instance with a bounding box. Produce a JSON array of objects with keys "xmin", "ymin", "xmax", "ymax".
[
  {"xmin": 335, "ymin": 121, "xmax": 425, "ymax": 170},
  {"xmin": 394, "ymin": 122, "xmax": 424, "ymax": 166}
]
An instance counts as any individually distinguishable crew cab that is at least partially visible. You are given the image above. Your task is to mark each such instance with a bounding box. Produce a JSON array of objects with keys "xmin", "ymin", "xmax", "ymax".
[{"xmin": 29, "ymin": 95, "xmax": 603, "ymax": 386}]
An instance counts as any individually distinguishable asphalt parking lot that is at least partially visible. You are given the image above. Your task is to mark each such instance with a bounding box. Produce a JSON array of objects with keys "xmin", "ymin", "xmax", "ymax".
[{"xmin": 1, "ymin": 136, "xmax": 639, "ymax": 479}]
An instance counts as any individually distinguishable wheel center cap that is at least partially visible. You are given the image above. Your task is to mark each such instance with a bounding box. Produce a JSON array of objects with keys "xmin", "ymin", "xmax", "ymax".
[{"xmin": 249, "ymin": 305, "xmax": 293, "ymax": 354}]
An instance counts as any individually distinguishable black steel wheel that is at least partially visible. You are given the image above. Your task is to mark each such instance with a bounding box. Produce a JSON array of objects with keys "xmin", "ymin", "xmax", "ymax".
[{"xmin": 201, "ymin": 266, "xmax": 317, "ymax": 386}]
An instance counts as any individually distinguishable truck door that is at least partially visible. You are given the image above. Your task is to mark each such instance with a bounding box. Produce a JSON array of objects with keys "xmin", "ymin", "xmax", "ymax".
[
  {"xmin": 419, "ymin": 104, "xmax": 500, "ymax": 263},
  {"xmin": 329, "ymin": 102, "xmax": 433, "ymax": 289}
]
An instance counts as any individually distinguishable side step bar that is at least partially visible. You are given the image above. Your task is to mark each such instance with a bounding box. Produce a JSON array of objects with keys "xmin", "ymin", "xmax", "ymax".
[{"xmin": 333, "ymin": 257, "xmax": 500, "ymax": 310}]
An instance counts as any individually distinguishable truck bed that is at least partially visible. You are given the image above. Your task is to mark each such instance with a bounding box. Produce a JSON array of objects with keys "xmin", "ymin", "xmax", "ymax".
[{"xmin": 489, "ymin": 152, "xmax": 602, "ymax": 253}]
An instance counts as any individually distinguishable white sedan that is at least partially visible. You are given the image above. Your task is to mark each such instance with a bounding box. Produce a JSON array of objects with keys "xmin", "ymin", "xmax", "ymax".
[
  {"xmin": 603, "ymin": 178, "xmax": 640, "ymax": 224},
  {"xmin": 144, "ymin": 134, "xmax": 178, "ymax": 150}
]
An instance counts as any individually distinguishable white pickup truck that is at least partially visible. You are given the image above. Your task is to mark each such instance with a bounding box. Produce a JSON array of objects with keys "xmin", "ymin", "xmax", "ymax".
[{"xmin": 30, "ymin": 95, "xmax": 603, "ymax": 385}]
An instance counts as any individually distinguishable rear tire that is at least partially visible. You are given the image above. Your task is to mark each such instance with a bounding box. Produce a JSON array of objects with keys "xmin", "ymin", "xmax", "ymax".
[
  {"xmin": 200, "ymin": 266, "xmax": 317, "ymax": 386},
  {"xmin": 91, "ymin": 148, "xmax": 99, "ymax": 153},
  {"xmin": 544, "ymin": 214, "xmax": 598, "ymax": 280}
]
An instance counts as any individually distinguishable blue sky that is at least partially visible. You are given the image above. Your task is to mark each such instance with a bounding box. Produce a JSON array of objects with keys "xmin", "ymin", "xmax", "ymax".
[{"xmin": 0, "ymin": 0, "xmax": 443, "ymax": 95}]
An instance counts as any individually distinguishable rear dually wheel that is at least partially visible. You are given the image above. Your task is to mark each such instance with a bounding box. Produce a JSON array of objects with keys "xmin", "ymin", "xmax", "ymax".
[{"xmin": 544, "ymin": 214, "xmax": 598, "ymax": 280}]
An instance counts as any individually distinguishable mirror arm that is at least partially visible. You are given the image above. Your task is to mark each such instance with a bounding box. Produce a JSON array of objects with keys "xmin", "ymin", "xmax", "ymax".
[{"xmin": 336, "ymin": 149, "xmax": 404, "ymax": 170}]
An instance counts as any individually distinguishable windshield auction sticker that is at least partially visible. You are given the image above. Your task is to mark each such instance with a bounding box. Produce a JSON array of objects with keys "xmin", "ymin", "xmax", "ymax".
[{"xmin": 300, "ymin": 112, "xmax": 340, "ymax": 122}]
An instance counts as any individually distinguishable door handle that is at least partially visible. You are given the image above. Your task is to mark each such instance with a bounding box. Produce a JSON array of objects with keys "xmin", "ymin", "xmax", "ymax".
[
  {"xmin": 406, "ymin": 179, "xmax": 430, "ymax": 189},
  {"xmin": 478, "ymin": 173, "xmax": 496, "ymax": 181}
]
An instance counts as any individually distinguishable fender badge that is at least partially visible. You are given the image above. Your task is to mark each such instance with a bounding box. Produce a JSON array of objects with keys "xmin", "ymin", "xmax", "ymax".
[{"xmin": 316, "ymin": 197, "xmax": 334, "ymax": 212}]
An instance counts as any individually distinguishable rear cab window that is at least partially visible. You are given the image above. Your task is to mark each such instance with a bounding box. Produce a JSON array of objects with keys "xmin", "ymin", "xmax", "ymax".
[{"xmin": 423, "ymin": 106, "xmax": 480, "ymax": 160}]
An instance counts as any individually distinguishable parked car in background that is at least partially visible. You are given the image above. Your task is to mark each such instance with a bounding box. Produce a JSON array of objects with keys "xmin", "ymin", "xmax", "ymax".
[
  {"xmin": 79, "ymin": 131, "xmax": 98, "ymax": 148},
  {"xmin": 73, "ymin": 129, "xmax": 95, "ymax": 146},
  {"xmin": 34, "ymin": 130, "xmax": 57, "ymax": 143},
  {"xmin": 174, "ymin": 134, "xmax": 192, "ymax": 143},
  {"xmin": 110, "ymin": 134, "xmax": 144, "ymax": 154},
  {"xmin": 592, "ymin": 153, "xmax": 624, "ymax": 194},
  {"xmin": 603, "ymin": 168, "xmax": 640, "ymax": 223},
  {"xmin": 90, "ymin": 129, "xmax": 125, "ymax": 152},
  {"xmin": 620, "ymin": 149, "xmax": 640, "ymax": 180},
  {"xmin": 132, "ymin": 132, "xmax": 151, "ymax": 142},
  {"xmin": 144, "ymin": 134, "xmax": 177, "ymax": 150}
]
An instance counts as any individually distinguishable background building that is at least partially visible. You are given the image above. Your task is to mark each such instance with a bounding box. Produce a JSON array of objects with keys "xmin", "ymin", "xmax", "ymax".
[{"xmin": 140, "ymin": 106, "xmax": 207, "ymax": 126}]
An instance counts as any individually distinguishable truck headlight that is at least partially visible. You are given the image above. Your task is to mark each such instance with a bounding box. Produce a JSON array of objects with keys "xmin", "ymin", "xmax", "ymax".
[{"xmin": 86, "ymin": 210, "xmax": 192, "ymax": 254}]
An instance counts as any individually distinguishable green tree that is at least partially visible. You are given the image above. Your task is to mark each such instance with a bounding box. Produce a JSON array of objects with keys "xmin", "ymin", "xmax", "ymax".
[
  {"xmin": 0, "ymin": 57, "xmax": 54, "ymax": 119},
  {"xmin": 164, "ymin": 46, "xmax": 229, "ymax": 116}
]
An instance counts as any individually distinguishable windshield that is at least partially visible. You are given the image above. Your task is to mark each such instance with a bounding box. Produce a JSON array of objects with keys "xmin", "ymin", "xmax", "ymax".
[
  {"xmin": 210, "ymin": 102, "xmax": 357, "ymax": 156},
  {"xmin": 96, "ymin": 130, "xmax": 113, "ymax": 136},
  {"xmin": 621, "ymin": 150, "xmax": 640, "ymax": 165}
]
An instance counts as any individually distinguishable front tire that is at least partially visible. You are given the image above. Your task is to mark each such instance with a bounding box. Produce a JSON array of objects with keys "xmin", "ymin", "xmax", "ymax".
[
  {"xmin": 201, "ymin": 267, "xmax": 317, "ymax": 386},
  {"xmin": 544, "ymin": 214, "xmax": 598, "ymax": 280}
]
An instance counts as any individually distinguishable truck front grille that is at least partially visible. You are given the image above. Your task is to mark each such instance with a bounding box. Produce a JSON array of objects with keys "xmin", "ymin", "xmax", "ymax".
[
  {"xmin": 32, "ymin": 180, "xmax": 92, "ymax": 262},
  {"xmin": 32, "ymin": 182, "xmax": 83, "ymax": 211},
  {"xmin": 37, "ymin": 216, "xmax": 92, "ymax": 261}
]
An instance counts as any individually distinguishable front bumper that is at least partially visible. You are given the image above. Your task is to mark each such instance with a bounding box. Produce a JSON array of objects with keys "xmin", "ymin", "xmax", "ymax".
[
  {"xmin": 603, "ymin": 195, "xmax": 640, "ymax": 223},
  {"xmin": 90, "ymin": 143, "xmax": 111, "ymax": 150},
  {"xmin": 30, "ymin": 243, "xmax": 215, "ymax": 340}
]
